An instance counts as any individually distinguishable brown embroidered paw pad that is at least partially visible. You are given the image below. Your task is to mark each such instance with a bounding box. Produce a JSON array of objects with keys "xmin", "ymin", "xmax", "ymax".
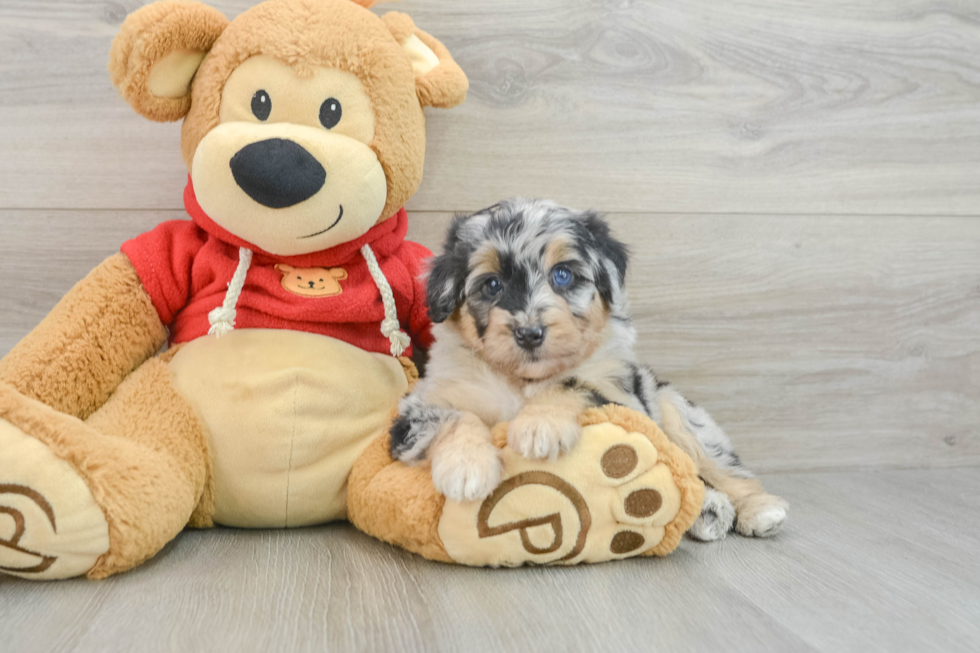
[
  {"xmin": 0, "ymin": 417, "xmax": 109, "ymax": 580},
  {"xmin": 347, "ymin": 405, "xmax": 704, "ymax": 566}
]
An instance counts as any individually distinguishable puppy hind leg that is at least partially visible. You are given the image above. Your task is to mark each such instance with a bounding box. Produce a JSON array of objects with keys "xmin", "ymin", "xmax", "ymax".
[
  {"xmin": 389, "ymin": 392, "xmax": 459, "ymax": 464},
  {"xmin": 687, "ymin": 487, "xmax": 736, "ymax": 541},
  {"xmin": 699, "ymin": 459, "xmax": 788, "ymax": 538},
  {"xmin": 656, "ymin": 387, "xmax": 788, "ymax": 538}
]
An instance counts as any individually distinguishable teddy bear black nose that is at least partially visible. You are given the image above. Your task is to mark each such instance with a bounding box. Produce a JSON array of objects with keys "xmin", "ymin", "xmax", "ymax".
[{"xmin": 230, "ymin": 138, "xmax": 326, "ymax": 209}]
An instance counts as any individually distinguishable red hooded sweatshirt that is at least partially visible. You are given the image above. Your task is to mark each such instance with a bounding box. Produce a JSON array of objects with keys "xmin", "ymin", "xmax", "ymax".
[{"xmin": 121, "ymin": 181, "xmax": 433, "ymax": 357}]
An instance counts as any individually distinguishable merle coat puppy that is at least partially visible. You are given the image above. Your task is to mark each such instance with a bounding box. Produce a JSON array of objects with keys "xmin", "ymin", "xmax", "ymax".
[{"xmin": 391, "ymin": 198, "xmax": 787, "ymax": 540}]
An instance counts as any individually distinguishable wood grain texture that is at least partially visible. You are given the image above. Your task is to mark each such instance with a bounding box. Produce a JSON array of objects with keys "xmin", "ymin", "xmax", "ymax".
[
  {"xmin": 1, "ymin": 2, "xmax": 979, "ymax": 649},
  {"xmin": 1, "ymin": 0, "xmax": 979, "ymax": 214},
  {"xmin": 7, "ymin": 209, "xmax": 974, "ymax": 472},
  {"xmin": 413, "ymin": 212, "xmax": 980, "ymax": 473},
  {"xmin": 1, "ymin": 468, "xmax": 978, "ymax": 653}
]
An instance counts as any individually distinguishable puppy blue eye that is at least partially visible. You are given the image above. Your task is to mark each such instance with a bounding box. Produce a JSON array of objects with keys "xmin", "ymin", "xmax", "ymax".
[
  {"xmin": 483, "ymin": 276, "xmax": 503, "ymax": 296},
  {"xmin": 551, "ymin": 266, "xmax": 573, "ymax": 288}
]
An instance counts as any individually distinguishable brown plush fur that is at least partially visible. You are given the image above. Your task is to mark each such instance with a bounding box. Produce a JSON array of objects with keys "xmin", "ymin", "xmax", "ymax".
[
  {"xmin": 0, "ymin": 359, "xmax": 211, "ymax": 578},
  {"xmin": 107, "ymin": 0, "xmax": 467, "ymax": 223},
  {"xmin": 348, "ymin": 404, "xmax": 703, "ymax": 563},
  {"xmin": 347, "ymin": 411, "xmax": 452, "ymax": 563},
  {"xmin": 83, "ymin": 357, "xmax": 211, "ymax": 577},
  {"xmin": 345, "ymin": 358, "xmax": 442, "ymax": 557},
  {"xmin": 381, "ymin": 12, "xmax": 468, "ymax": 109},
  {"xmin": 109, "ymin": 0, "xmax": 468, "ymax": 222},
  {"xmin": 398, "ymin": 355, "xmax": 421, "ymax": 390},
  {"xmin": 0, "ymin": 0, "xmax": 467, "ymax": 579},
  {"xmin": 0, "ymin": 254, "xmax": 167, "ymax": 420},
  {"xmin": 108, "ymin": 0, "xmax": 229, "ymax": 123}
]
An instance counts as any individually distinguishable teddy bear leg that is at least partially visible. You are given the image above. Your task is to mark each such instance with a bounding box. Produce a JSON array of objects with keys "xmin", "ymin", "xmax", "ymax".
[
  {"xmin": 0, "ymin": 414, "xmax": 110, "ymax": 580},
  {"xmin": 0, "ymin": 356, "xmax": 210, "ymax": 580},
  {"xmin": 350, "ymin": 405, "xmax": 705, "ymax": 566}
]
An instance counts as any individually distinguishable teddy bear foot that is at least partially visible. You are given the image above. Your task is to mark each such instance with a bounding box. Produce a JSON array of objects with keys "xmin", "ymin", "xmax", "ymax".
[
  {"xmin": 0, "ymin": 418, "xmax": 109, "ymax": 580},
  {"xmin": 349, "ymin": 405, "xmax": 704, "ymax": 567},
  {"xmin": 438, "ymin": 407, "xmax": 704, "ymax": 566}
]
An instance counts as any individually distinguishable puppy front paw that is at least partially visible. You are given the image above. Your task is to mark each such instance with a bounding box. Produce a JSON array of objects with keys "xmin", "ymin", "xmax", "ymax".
[
  {"xmin": 431, "ymin": 443, "xmax": 503, "ymax": 502},
  {"xmin": 507, "ymin": 410, "xmax": 582, "ymax": 461}
]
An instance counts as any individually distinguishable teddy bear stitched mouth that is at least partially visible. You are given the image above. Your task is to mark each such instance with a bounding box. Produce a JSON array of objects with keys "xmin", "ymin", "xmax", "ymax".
[
  {"xmin": 230, "ymin": 138, "xmax": 326, "ymax": 208},
  {"xmin": 298, "ymin": 205, "xmax": 344, "ymax": 239}
]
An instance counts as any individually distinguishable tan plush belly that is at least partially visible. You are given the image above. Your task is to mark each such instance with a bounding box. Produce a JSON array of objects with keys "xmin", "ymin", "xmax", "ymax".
[{"xmin": 169, "ymin": 329, "xmax": 408, "ymax": 528}]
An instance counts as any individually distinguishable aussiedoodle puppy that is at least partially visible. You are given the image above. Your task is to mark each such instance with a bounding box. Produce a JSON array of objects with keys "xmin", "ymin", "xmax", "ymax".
[{"xmin": 390, "ymin": 198, "xmax": 788, "ymax": 540}]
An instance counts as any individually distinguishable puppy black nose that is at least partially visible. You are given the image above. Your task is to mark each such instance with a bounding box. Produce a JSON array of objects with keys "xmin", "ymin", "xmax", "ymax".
[
  {"xmin": 308, "ymin": 280, "xmax": 315, "ymax": 288},
  {"xmin": 230, "ymin": 138, "xmax": 326, "ymax": 209},
  {"xmin": 514, "ymin": 326, "xmax": 546, "ymax": 350}
]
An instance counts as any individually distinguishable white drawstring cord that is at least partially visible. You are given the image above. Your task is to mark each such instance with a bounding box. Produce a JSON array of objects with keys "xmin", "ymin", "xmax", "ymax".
[
  {"xmin": 207, "ymin": 243, "xmax": 408, "ymax": 355},
  {"xmin": 208, "ymin": 247, "xmax": 253, "ymax": 337},
  {"xmin": 361, "ymin": 243, "xmax": 411, "ymax": 357}
]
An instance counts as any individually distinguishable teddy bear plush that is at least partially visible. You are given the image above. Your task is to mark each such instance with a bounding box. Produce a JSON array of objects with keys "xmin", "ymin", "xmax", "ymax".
[
  {"xmin": 0, "ymin": 0, "xmax": 467, "ymax": 580},
  {"xmin": 0, "ymin": 0, "xmax": 702, "ymax": 580},
  {"xmin": 349, "ymin": 405, "xmax": 704, "ymax": 566}
]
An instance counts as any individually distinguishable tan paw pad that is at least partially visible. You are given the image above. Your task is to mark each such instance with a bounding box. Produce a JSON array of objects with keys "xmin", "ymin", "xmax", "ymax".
[
  {"xmin": 0, "ymin": 418, "xmax": 109, "ymax": 580},
  {"xmin": 437, "ymin": 413, "xmax": 694, "ymax": 566}
]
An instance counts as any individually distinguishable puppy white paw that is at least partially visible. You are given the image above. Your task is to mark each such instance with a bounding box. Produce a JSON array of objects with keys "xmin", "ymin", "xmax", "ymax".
[
  {"xmin": 507, "ymin": 413, "xmax": 581, "ymax": 461},
  {"xmin": 688, "ymin": 488, "xmax": 736, "ymax": 542},
  {"xmin": 735, "ymin": 494, "xmax": 789, "ymax": 538},
  {"xmin": 431, "ymin": 444, "xmax": 503, "ymax": 503}
]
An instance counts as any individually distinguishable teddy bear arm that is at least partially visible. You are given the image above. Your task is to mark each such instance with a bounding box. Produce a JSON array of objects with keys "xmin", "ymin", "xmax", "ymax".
[{"xmin": 0, "ymin": 253, "xmax": 167, "ymax": 420}]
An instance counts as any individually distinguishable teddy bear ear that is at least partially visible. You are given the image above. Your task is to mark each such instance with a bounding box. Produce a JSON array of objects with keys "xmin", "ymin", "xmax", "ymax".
[
  {"xmin": 381, "ymin": 12, "xmax": 469, "ymax": 109},
  {"xmin": 108, "ymin": 0, "xmax": 228, "ymax": 122}
]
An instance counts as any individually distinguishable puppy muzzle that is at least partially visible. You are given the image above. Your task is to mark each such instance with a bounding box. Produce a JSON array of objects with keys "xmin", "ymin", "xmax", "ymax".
[{"xmin": 514, "ymin": 325, "xmax": 546, "ymax": 350}]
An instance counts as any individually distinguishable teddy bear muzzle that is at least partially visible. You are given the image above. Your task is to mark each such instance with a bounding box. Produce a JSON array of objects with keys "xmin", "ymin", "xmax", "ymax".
[{"xmin": 230, "ymin": 138, "xmax": 326, "ymax": 209}]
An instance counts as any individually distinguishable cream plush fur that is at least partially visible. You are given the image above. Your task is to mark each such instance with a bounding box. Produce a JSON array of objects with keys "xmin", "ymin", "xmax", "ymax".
[
  {"xmin": 0, "ymin": 0, "xmax": 702, "ymax": 579},
  {"xmin": 0, "ymin": 0, "xmax": 463, "ymax": 580}
]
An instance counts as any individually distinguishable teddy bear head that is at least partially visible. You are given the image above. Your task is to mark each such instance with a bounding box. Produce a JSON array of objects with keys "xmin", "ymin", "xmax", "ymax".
[{"xmin": 109, "ymin": 0, "xmax": 467, "ymax": 256}]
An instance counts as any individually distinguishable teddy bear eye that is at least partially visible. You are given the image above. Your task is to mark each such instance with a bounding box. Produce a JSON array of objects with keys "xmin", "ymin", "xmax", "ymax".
[
  {"xmin": 319, "ymin": 97, "xmax": 342, "ymax": 129},
  {"xmin": 252, "ymin": 90, "xmax": 272, "ymax": 121}
]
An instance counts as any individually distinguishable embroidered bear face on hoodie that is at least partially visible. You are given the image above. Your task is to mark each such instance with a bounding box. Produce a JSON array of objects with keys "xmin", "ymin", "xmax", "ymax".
[{"xmin": 122, "ymin": 181, "xmax": 433, "ymax": 357}]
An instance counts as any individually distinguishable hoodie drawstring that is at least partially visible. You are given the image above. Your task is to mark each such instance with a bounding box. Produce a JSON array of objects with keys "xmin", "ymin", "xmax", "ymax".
[
  {"xmin": 208, "ymin": 247, "xmax": 253, "ymax": 337},
  {"xmin": 361, "ymin": 243, "xmax": 411, "ymax": 357},
  {"xmin": 207, "ymin": 243, "xmax": 410, "ymax": 358}
]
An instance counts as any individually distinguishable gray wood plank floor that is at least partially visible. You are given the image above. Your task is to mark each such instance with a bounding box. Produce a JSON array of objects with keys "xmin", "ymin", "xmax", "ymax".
[
  {"xmin": 1, "ymin": 0, "xmax": 978, "ymax": 651},
  {"xmin": 2, "ymin": 469, "xmax": 978, "ymax": 653}
]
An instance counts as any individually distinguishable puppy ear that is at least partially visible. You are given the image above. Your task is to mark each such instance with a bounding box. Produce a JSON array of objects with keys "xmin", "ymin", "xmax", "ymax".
[
  {"xmin": 425, "ymin": 216, "xmax": 473, "ymax": 322},
  {"xmin": 426, "ymin": 252, "xmax": 466, "ymax": 323},
  {"xmin": 108, "ymin": 0, "xmax": 228, "ymax": 122},
  {"xmin": 275, "ymin": 264, "xmax": 294, "ymax": 273},
  {"xmin": 582, "ymin": 211, "xmax": 629, "ymax": 304},
  {"xmin": 382, "ymin": 12, "xmax": 469, "ymax": 109}
]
